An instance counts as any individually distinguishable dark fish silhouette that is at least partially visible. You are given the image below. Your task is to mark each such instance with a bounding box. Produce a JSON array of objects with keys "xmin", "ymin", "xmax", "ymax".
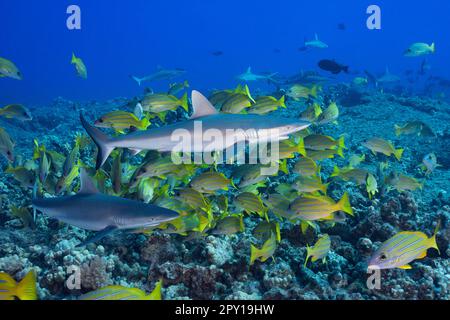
[
  {"xmin": 318, "ymin": 60, "xmax": 349, "ymax": 74},
  {"xmin": 211, "ymin": 51, "xmax": 224, "ymax": 56}
]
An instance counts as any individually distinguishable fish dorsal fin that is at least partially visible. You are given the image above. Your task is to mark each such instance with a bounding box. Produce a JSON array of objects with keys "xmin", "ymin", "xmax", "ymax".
[
  {"xmin": 79, "ymin": 168, "xmax": 100, "ymax": 194},
  {"xmin": 246, "ymin": 66, "xmax": 252, "ymax": 74},
  {"xmin": 190, "ymin": 90, "xmax": 219, "ymax": 119}
]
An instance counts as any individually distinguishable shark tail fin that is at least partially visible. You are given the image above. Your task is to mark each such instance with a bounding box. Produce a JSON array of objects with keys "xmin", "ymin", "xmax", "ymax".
[
  {"xmin": 80, "ymin": 114, "xmax": 114, "ymax": 170},
  {"xmin": 430, "ymin": 42, "xmax": 435, "ymax": 53}
]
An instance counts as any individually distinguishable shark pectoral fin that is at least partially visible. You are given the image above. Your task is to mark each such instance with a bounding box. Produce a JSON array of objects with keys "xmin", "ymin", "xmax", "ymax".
[{"xmin": 76, "ymin": 225, "xmax": 118, "ymax": 247}]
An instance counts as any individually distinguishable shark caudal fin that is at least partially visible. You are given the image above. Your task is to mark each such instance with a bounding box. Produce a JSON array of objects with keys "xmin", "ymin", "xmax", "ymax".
[
  {"xmin": 80, "ymin": 114, "xmax": 114, "ymax": 170},
  {"xmin": 131, "ymin": 75, "xmax": 143, "ymax": 86}
]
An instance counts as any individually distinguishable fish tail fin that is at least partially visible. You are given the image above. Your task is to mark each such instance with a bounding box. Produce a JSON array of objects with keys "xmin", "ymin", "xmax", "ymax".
[
  {"xmin": 15, "ymin": 271, "xmax": 37, "ymax": 300},
  {"xmin": 297, "ymin": 137, "xmax": 306, "ymax": 156},
  {"xmin": 430, "ymin": 221, "xmax": 440, "ymax": 254},
  {"xmin": 394, "ymin": 124, "xmax": 402, "ymax": 136},
  {"xmin": 71, "ymin": 52, "xmax": 77, "ymax": 64},
  {"xmin": 338, "ymin": 135, "xmax": 345, "ymax": 149},
  {"xmin": 304, "ymin": 246, "xmax": 311, "ymax": 267},
  {"xmin": 279, "ymin": 95, "xmax": 286, "ymax": 108},
  {"xmin": 179, "ymin": 92, "xmax": 189, "ymax": 112},
  {"xmin": 394, "ymin": 148, "xmax": 404, "ymax": 161},
  {"xmin": 336, "ymin": 145, "xmax": 345, "ymax": 158},
  {"xmin": 338, "ymin": 192, "xmax": 353, "ymax": 215},
  {"xmin": 279, "ymin": 159, "xmax": 288, "ymax": 174},
  {"xmin": 80, "ymin": 114, "xmax": 114, "ymax": 170},
  {"xmin": 331, "ymin": 165, "xmax": 340, "ymax": 177},
  {"xmin": 140, "ymin": 117, "xmax": 150, "ymax": 130},
  {"xmin": 131, "ymin": 76, "xmax": 142, "ymax": 86},
  {"xmin": 430, "ymin": 42, "xmax": 435, "ymax": 53},
  {"xmin": 250, "ymin": 244, "xmax": 260, "ymax": 265}
]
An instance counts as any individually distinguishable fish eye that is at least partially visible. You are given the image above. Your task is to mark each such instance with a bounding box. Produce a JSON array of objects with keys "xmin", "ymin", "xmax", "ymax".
[{"xmin": 379, "ymin": 253, "xmax": 387, "ymax": 261}]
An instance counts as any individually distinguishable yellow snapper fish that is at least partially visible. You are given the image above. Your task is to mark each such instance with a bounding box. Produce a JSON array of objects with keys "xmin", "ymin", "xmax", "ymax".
[
  {"xmin": 0, "ymin": 270, "xmax": 37, "ymax": 300},
  {"xmin": 248, "ymin": 95, "xmax": 286, "ymax": 115},
  {"xmin": 140, "ymin": 92, "xmax": 189, "ymax": 114},
  {"xmin": 293, "ymin": 174, "xmax": 328, "ymax": 194},
  {"xmin": 71, "ymin": 52, "xmax": 87, "ymax": 79},
  {"xmin": 362, "ymin": 137, "xmax": 404, "ymax": 161},
  {"xmin": 293, "ymin": 156, "xmax": 320, "ymax": 176},
  {"xmin": 0, "ymin": 57, "xmax": 22, "ymax": 80},
  {"xmin": 368, "ymin": 224, "xmax": 440, "ymax": 270},
  {"xmin": 385, "ymin": 172, "xmax": 423, "ymax": 192},
  {"xmin": 300, "ymin": 103, "xmax": 322, "ymax": 122},
  {"xmin": 289, "ymin": 192, "xmax": 353, "ymax": 221},
  {"xmin": 208, "ymin": 83, "xmax": 254, "ymax": 108},
  {"xmin": 263, "ymin": 193, "xmax": 292, "ymax": 219},
  {"xmin": 394, "ymin": 121, "xmax": 435, "ymax": 137},
  {"xmin": 366, "ymin": 173, "xmax": 378, "ymax": 199},
  {"xmin": 331, "ymin": 166, "xmax": 371, "ymax": 185},
  {"xmin": 352, "ymin": 77, "xmax": 368, "ymax": 86},
  {"xmin": 348, "ymin": 153, "xmax": 365, "ymax": 167},
  {"xmin": 0, "ymin": 127, "xmax": 15, "ymax": 162},
  {"xmin": 55, "ymin": 163, "xmax": 80, "ymax": 195},
  {"xmin": 210, "ymin": 215, "xmax": 244, "ymax": 235},
  {"xmin": 286, "ymin": 84, "xmax": 319, "ymax": 101},
  {"xmin": 304, "ymin": 234, "xmax": 331, "ymax": 267},
  {"xmin": 303, "ymin": 134, "xmax": 345, "ymax": 151},
  {"xmin": 306, "ymin": 147, "xmax": 344, "ymax": 161},
  {"xmin": 253, "ymin": 221, "xmax": 281, "ymax": 243},
  {"xmin": 0, "ymin": 104, "xmax": 32, "ymax": 121},
  {"xmin": 221, "ymin": 93, "xmax": 253, "ymax": 114},
  {"xmin": 250, "ymin": 233, "xmax": 277, "ymax": 265},
  {"xmin": 190, "ymin": 171, "xmax": 232, "ymax": 194},
  {"xmin": 317, "ymin": 102, "xmax": 339, "ymax": 125},
  {"xmin": 261, "ymin": 139, "xmax": 306, "ymax": 159},
  {"xmin": 10, "ymin": 206, "xmax": 36, "ymax": 229},
  {"xmin": 94, "ymin": 111, "xmax": 150, "ymax": 133},
  {"xmin": 137, "ymin": 178, "xmax": 161, "ymax": 203},
  {"xmin": 5, "ymin": 166, "xmax": 36, "ymax": 188},
  {"xmin": 404, "ymin": 42, "xmax": 435, "ymax": 57},
  {"xmin": 235, "ymin": 192, "xmax": 268, "ymax": 220},
  {"xmin": 177, "ymin": 187, "xmax": 212, "ymax": 217},
  {"xmin": 168, "ymin": 80, "xmax": 189, "ymax": 96},
  {"xmin": 80, "ymin": 280, "xmax": 162, "ymax": 300},
  {"xmin": 421, "ymin": 153, "xmax": 441, "ymax": 175}
]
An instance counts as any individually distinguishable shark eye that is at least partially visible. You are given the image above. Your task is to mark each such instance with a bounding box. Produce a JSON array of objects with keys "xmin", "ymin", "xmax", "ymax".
[
  {"xmin": 6, "ymin": 151, "xmax": 11, "ymax": 156},
  {"xmin": 379, "ymin": 253, "xmax": 387, "ymax": 261},
  {"xmin": 99, "ymin": 119, "xmax": 104, "ymax": 123}
]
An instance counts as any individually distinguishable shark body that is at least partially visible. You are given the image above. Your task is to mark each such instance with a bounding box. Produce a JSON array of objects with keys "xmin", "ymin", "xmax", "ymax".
[
  {"xmin": 131, "ymin": 66, "xmax": 186, "ymax": 86},
  {"xmin": 32, "ymin": 169, "xmax": 179, "ymax": 246},
  {"xmin": 81, "ymin": 91, "xmax": 311, "ymax": 169},
  {"xmin": 236, "ymin": 67, "xmax": 278, "ymax": 82}
]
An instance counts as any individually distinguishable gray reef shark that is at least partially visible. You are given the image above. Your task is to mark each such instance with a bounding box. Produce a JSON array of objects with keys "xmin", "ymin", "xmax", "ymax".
[
  {"xmin": 32, "ymin": 169, "xmax": 179, "ymax": 246},
  {"xmin": 304, "ymin": 33, "xmax": 328, "ymax": 49},
  {"xmin": 131, "ymin": 65, "xmax": 186, "ymax": 86},
  {"xmin": 377, "ymin": 67, "xmax": 401, "ymax": 84},
  {"xmin": 236, "ymin": 67, "xmax": 278, "ymax": 82},
  {"xmin": 81, "ymin": 90, "xmax": 311, "ymax": 169}
]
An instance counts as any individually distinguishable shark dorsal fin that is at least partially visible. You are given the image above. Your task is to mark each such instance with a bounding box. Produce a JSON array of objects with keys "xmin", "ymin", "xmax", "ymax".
[
  {"xmin": 246, "ymin": 66, "xmax": 252, "ymax": 74},
  {"xmin": 315, "ymin": 33, "xmax": 319, "ymax": 41},
  {"xmin": 156, "ymin": 65, "xmax": 163, "ymax": 71},
  {"xmin": 79, "ymin": 168, "xmax": 100, "ymax": 194},
  {"xmin": 190, "ymin": 90, "xmax": 219, "ymax": 119}
]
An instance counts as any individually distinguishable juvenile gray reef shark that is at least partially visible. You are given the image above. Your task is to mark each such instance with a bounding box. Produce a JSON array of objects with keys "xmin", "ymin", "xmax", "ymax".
[
  {"xmin": 304, "ymin": 33, "xmax": 328, "ymax": 49},
  {"xmin": 32, "ymin": 169, "xmax": 179, "ymax": 246},
  {"xmin": 81, "ymin": 90, "xmax": 311, "ymax": 169},
  {"xmin": 236, "ymin": 67, "xmax": 278, "ymax": 82},
  {"xmin": 131, "ymin": 66, "xmax": 186, "ymax": 86}
]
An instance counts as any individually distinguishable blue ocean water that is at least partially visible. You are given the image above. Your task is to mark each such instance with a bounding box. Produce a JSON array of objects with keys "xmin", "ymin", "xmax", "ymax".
[
  {"xmin": 1, "ymin": 0, "xmax": 449, "ymax": 104},
  {"xmin": 1, "ymin": 0, "xmax": 450, "ymax": 302}
]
